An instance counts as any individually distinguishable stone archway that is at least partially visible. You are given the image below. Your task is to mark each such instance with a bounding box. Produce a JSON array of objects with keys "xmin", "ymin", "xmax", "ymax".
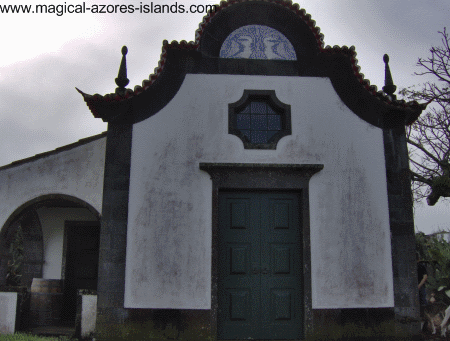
[
  {"xmin": 1, "ymin": 194, "xmax": 101, "ymax": 329},
  {"xmin": 0, "ymin": 194, "xmax": 100, "ymax": 292},
  {"xmin": 0, "ymin": 208, "xmax": 44, "ymax": 288}
]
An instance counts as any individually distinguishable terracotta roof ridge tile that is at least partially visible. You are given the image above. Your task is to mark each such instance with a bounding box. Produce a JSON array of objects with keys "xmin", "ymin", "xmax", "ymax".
[
  {"xmin": 78, "ymin": 0, "xmax": 325, "ymax": 104},
  {"xmin": 321, "ymin": 45, "xmax": 428, "ymax": 110},
  {"xmin": 77, "ymin": 0, "xmax": 426, "ymax": 115}
]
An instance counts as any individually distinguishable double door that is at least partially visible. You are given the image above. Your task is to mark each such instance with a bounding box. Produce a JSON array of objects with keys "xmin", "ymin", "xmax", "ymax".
[{"xmin": 218, "ymin": 192, "xmax": 302, "ymax": 340}]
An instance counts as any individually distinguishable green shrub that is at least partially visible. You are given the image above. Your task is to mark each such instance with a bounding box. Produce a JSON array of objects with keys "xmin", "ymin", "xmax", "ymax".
[
  {"xmin": 0, "ymin": 333, "xmax": 73, "ymax": 341},
  {"xmin": 6, "ymin": 225, "xmax": 23, "ymax": 286},
  {"xmin": 416, "ymin": 231, "xmax": 450, "ymax": 304}
]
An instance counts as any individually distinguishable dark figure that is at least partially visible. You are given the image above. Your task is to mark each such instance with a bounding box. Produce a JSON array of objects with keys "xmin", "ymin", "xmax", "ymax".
[
  {"xmin": 418, "ymin": 254, "xmax": 428, "ymax": 306},
  {"xmin": 417, "ymin": 252, "xmax": 428, "ymax": 331}
]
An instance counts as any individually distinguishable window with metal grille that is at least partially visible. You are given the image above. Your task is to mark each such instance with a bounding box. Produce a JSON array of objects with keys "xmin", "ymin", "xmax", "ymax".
[{"xmin": 229, "ymin": 90, "xmax": 291, "ymax": 149}]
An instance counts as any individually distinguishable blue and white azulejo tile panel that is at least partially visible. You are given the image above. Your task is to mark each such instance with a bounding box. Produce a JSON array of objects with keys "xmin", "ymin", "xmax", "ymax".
[{"xmin": 220, "ymin": 25, "xmax": 297, "ymax": 60}]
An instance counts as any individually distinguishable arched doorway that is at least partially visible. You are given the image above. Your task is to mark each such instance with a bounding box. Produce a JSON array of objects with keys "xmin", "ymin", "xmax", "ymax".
[{"xmin": 0, "ymin": 194, "xmax": 101, "ymax": 327}]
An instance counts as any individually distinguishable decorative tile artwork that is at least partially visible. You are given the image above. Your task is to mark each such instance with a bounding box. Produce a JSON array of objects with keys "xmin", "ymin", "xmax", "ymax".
[{"xmin": 220, "ymin": 25, "xmax": 297, "ymax": 60}]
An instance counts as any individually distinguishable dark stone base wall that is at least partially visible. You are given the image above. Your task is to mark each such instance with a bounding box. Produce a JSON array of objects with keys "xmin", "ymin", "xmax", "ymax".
[
  {"xmin": 310, "ymin": 308, "xmax": 421, "ymax": 341},
  {"xmin": 95, "ymin": 307, "xmax": 422, "ymax": 341},
  {"xmin": 95, "ymin": 308, "xmax": 212, "ymax": 341}
]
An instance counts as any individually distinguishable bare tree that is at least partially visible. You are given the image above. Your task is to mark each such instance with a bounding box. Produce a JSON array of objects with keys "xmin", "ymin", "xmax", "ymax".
[{"xmin": 401, "ymin": 28, "xmax": 450, "ymax": 205}]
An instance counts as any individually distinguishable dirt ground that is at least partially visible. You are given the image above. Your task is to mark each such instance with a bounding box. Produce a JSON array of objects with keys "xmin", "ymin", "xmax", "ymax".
[
  {"xmin": 421, "ymin": 334, "xmax": 449, "ymax": 340},
  {"xmin": 421, "ymin": 327, "xmax": 450, "ymax": 340}
]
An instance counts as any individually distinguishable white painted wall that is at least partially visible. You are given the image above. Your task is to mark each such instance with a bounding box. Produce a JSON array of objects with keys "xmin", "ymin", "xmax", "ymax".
[
  {"xmin": 0, "ymin": 292, "xmax": 18, "ymax": 334},
  {"xmin": 36, "ymin": 207, "xmax": 98, "ymax": 279},
  {"xmin": 0, "ymin": 137, "xmax": 106, "ymax": 233},
  {"xmin": 80, "ymin": 294, "xmax": 97, "ymax": 338},
  {"xmin": 125, "ymin": 74, "xmax": 394, "ymax": 309}
]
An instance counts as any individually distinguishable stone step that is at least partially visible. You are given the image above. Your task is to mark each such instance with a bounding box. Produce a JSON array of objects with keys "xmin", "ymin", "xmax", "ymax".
[{"xmin": 24, "ymin": 325, "xmax": 75, "ymax": 337}]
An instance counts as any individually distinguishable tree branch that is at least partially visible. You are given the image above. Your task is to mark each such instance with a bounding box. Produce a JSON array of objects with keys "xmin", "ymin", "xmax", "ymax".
[
  {"xmin": 407, "ymin": 138, "xmax": 446, "ymax": 166},
  {"xmin": 410, "ymin": 170, "xmax": 434, "ymax": 186}
]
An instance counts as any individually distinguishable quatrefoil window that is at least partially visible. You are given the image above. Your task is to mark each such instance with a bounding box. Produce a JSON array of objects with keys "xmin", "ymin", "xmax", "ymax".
[{"xmin": 229, "ymin": 90, "xmax": 291, "ymax": 149}]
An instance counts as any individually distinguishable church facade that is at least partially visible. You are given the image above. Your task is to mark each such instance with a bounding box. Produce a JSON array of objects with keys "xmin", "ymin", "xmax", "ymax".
[{"xmin": 1, "ymin": 0, "xmax": 426, "ymax": 339}]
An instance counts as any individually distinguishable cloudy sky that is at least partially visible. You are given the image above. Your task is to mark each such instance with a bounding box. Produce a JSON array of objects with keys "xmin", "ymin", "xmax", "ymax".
[{"xmin": 1, "ymin": 0, "xmax": 449, "ymax": 234}]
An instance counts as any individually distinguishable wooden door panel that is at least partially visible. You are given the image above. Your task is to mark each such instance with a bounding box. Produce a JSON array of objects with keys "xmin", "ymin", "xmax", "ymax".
[
  {"xmin": 260, "ymin": 195, "xmax": 301, "ymax": 339},
  {"xmin": 218, "ymin": 194, "xmax": 260, "ymax": 339},
  {"xmin": 218, "ymin": 192, "xmax": 301, "ymax": 340},
  {"xmin": 271, "ymin": 244, "xmax": 292, "ymax": 275},
  {"xmin": 228, "ymin": 243, "xmax": 251, "ymax": 275},
  {"xmin": 270, "ymin": 288, "xmax": 293, "ymax": 321},
  {"xmin": 226, "ymin": 288, "xmax": 252, "ymax": 321},
  {"xmin": 271, "ymin": 201, "xmax": 291, "ymax": 230},
  {"xmin": 230, "ymin": 201, "xmax": 250, "ymax": 229}
]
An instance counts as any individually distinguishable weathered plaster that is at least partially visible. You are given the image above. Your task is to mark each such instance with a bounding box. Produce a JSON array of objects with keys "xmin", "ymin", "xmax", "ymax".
[
  {"xmin": 79, "ymin": 294, "xmax": 97, "ymax": 338},
  {"xmin": 36, "ymin": 207, "xmax": 98, "ymax": 279},
  {"xmin": 125, "ymin": 74, "xmax": 394, "ymax": 310},
  {"xmin": 0, "ymin": 292, "xmax": 17, "ymax": 334},
  {"xmin": 0, "ymin": 137, "xmax": 106, "ymax": 233}
]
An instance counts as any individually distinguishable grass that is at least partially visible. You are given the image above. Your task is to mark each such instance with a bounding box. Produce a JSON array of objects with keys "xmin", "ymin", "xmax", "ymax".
[{"xmin": 0, "ymin": 334, "xmax": 76, "ymax": 341}]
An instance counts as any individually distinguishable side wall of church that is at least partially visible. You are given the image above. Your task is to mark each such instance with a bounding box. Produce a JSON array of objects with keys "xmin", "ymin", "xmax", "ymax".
[
  {"xmin": 125, "ymin": 73, "xmax": 394, "ymax": 310},
  {"xmin": 0, "ymin": 137, "xmax": 106, "ymax": 233}
]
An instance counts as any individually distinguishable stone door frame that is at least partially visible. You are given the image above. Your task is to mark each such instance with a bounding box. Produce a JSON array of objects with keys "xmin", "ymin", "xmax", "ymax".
[{"xmin": 200, "ymin": 163, "xmax": 323, "ymax": 340}]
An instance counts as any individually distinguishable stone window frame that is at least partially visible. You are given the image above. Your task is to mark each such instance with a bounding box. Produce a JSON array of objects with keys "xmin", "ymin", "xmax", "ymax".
[{"xmin": 229, "ymin": 90, "xmax": 292, "ymax": 149}]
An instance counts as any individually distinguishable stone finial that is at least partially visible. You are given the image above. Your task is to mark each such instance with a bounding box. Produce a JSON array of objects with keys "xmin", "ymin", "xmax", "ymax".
[
  {"xmin": 115, "ymin": 46, "xmax": 129, "ymax": 95},
  {"xmin": 382, "ymin": 54, "xmax": 397, "ymax": 100}
]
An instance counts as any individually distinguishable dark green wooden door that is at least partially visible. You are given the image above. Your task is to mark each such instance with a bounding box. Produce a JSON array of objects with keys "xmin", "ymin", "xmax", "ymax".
[
  {"xmin": 218, "ymin": 192, "xmax": 302, "ymax": 340},
  {"xmin": 62, "ymin": 224, "xmax": 100, "ymax": 322}
]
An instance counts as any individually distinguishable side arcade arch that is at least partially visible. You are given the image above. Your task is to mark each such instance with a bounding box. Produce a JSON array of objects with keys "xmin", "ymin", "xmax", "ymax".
[{"xmin": 0, "ymin": 194, "xmax": 101, "ymax": 290}]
